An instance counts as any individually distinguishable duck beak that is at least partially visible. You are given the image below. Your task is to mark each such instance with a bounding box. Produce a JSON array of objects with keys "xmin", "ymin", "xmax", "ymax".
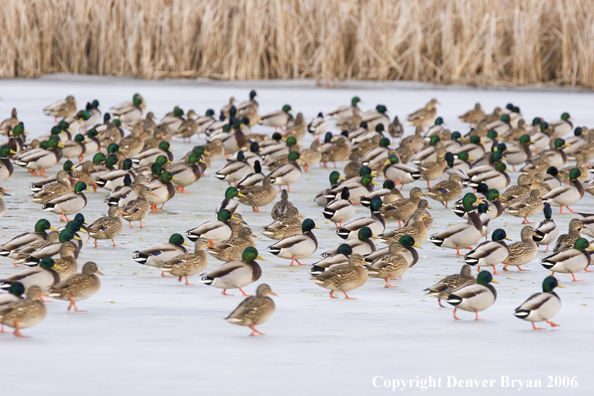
[
  {"xmin": 384, "ymin": 159, "xmax": 391, "ymax": 165},
  {"xmin": 413, "ymin": 243, "xmax": 422, "ymax": 248},
  {"xmin": 505, "ymin": 236, "xmax": 512, "ymax": 240},
  {"xmin": 204, "ymin": 150, "xmax": 211, "ymax": 155},
  {"xmin": 96, "ymin": 270, "xmax": 105, "ymax": 276},
  {"xmin": 169, "ymin": 147, "xmax": 175, "ymax": 151},
  {"xmin": 371, "ymin": 180, "xmax": 378, "ymax": 185},
  {"xmin": 557, "ymin": 283, "xmax": 565, "ymax": 288},
  {"xmin": 199, "ymin": 159, "xmax": 206, "ymax": 164},
  {"xmin": 172, "ymin": 176, "xmax": 179, "ymax": 181},
  {"xmin": 564, "ymin": 142, "xmax": 571, "ymax": 147},
  {"xmin": 79, "ymin": 228, "xmax": 88, "ymax": 233},
  {"xmin": 49, "ymin": 226, "xmax": 59, "ymax": 231},
  {"xmin": 58, "ymin": 141, "xmax": 65, "ymax": 148},
  {"xmin": 297, "ymin": 213, "xmax": 305, "ymax": 219},
  {"xmin": 256, "ymin": 255, "xmax": 265, "ymax": 261},
  {"xmin": 314, "ymin": 226, "xmax": 321, "ymax": 229},
  {"xmin": 119, "ymin": 211, "xmax": 129, "ymax": 216},
  {"xmin": 499, "ymin": 195, "xmax": 507, "ymax": 201},
  {"xmin": 491, "ymin": 279, "xmax": 500, "ymax": 284},
  {"xmin": 9, "ymin": 149, "xmax": 16, "ymax": 154},
  {"xmin": 269, "ymin": 291, "xmax": 279, "ymax": 296},
  {"xmin": 370, "ymin": 172, "xmax": 377, "ymax": 177},
  {"xmin": 420, "ymin": 193, "xmax": 428, "ymax": 197},
  {"xmin": 53, "ymin": 264, "xmax": 63, "ymax": 270},
  {"xmin": 73, "ymin": 234, "xmax": 82, "ymax": 240},
  {"xmin": 468, "ymin": 156, "xmax": 474, "ymax": 161},
  {"xmin": 237, "ymin": 192, "xmax": 246, "ymax": 197},
  {"xmin": 476, "ymin": 199, "xmax": 485, "ymax": 204},
  {"xmin": 183, "ymin": 241, "xmax": 191, "ymax": 246},
  {"xmin": 338, "ymin": 176, "xmax": 346, "ymax": 180}
]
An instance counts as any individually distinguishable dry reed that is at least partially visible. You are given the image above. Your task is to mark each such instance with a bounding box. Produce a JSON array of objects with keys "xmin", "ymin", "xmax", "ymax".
[{"xmin": 1, "ymin": 0, "xmax": 594, "ymax": 87}]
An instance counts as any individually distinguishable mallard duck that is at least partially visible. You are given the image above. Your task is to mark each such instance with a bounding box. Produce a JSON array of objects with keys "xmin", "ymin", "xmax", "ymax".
[
  {"xmin": 105, "ymin": 174, "xmax": 136, "ymax": 209},
  {"xmin": 326, "ymin": 174, "xmax": 376, "ymax": 204},
  {"xmin": 361, "ymin": 136, "xmax": 391, "ymax": 171},
  {"xmin": 49, "ymin": 261, "xmax": 103, "ymax": 312},
  {"xmin": 200, "ymin": 246, "xmax": 263, "ymax": 296},
  {"xmin": 133, "ymin": 233, "xmax": 190, "ymax": 275},
  {"xmin": 15, "ymin": 136, "xmax": 63, "ymax": 177},
  {"xmin": 311, "ymin": 244, "xmax": 353, "ymax": 276},
  {"xmin": 459, "ymin": 103, "xmax": 484, "ymax": 125},
  {"xmin": 541, "ymin": 238, "xmax": 592, "ymax": 282},
  {"xmin": 10, "ymin": 229, "xmax": 74, "ymax": 265},
  {"xmin": 424, "ymin": 265, "xmax": 476, "ymax": 307},
  {"xmin": 414, "ymin": 148, "xmax": 447, "ymax": 188},
  {"xmin": 507, "ymin": 189, "xmax": 543, "ymax": 224},
  {"xmin": 328, "ymin": 96, "xmax": 361, "ymax": 122},
  {"xmin": 321, "ymin": 137, "xmax": 351, "ymax": 168},
  {"xmin": 536, "ymin": 138, "xmax": 570, "ymax": 168},
  {"xmin": 0, "ymin": 145, "xmax": 15, "ymax": 181},
  {"xmin": 208, "ymin": 227, "xmax": 257, "ymax": 262},
  {"xmin": 542, "ymin": 168, "xmax": 584, "ymax": 213},
  {"xmin": 367, "ymin": 236, "xmax": 421, "ymax": 288},
  {"xmin": 0, "ymin": 108, "xmax": 19, "ymax": 135},
  {"xmin": 337, "ymin": 197, "xmax": 384, "ymax": 240},
  {"xmin": 44, "ymin": 95, "xmax": 77, "ymax": 121},
  {"xmin": 260, "ymin": 105, "xmax": 293, "ymax": 131},
  {"xmin": 121, "ymin": 186, "xmax": 155, "ymax": 228},
  {"xmin": 361, "ymin": 180, "xmax": 402, "ymax": 207},
  {"xmin": 236, "ymin": 90, "xmax": 259, "ymax": 114},
  {"xmin": 464, "ymin": 229, "xmax": 510, "ymax": 274},
  {"xmin": 425, "ymin": 173, "xmax": 463, "ymax": 208},
  {"xmin": 323, "ymin": 227, "xmax": 376, "ymax": 258},
  {"xmin": 146, "ymin": 169, "xmax": 176, "ymax": 211},
  {"xmin": 186, "ymin": 210, "xmax": 235, "ymax": 243},
  {"xmin": 161, "ymin": 239, "xmax": 211, "ymax": 285},
  {"xmin": 360, "ymin": 104, "xmax": 388, "ymax": 129},
  {"xmin": 469, "ymin": 162, "xmax": 511, "ymax": 190},
  {"xmin": 552, "ymin": 219, "xmax": 583, "ymax": 252},
  {"xmin": 30, "ymin": 171, "xmax": 72, "ymax": 204},
  {"xmin": 271, "ymin": 189, "xmax": 295, "ymax": 220},
  {"xmin": 0, "ymin": 285, "xmax": 46, "ymax": 338},
  {"xmin": 407, "ymin": 99, "xmax": 438, "ymax": 127},
  {"xmin": 215, "ymin": 151, "xmax": 252, "ymax": 185},
  {"xmin": 380, "ymin": 187, "xmax": 426, "ymax": 226},
  {"xmin": 404, "ymin": 200, "xmax": 433, "ymax": 228},
  {"xmin": 307, "ymin": 112, "xmax": 328, "ymax": 140},
  {"xmin": 282, "ymin": 112, "xmax": 306, "ymax": 141},
  {"xmin": 267, "ymin": 218, "xmax": 318, "ymax": 266},
  {"xmin": 447, "ymin": 271, "xmax": 498, "ymax": 320},
  {"xmin": 532, "ymin": 203, "xmax": 559, "ymax": 251},
  {"xmin": 503, "ymin": 226, "xmax": 538, "ymax": 271},
  {"xmin": 88, "ymin": 206, "xmax": 124, "ymax": 247},
  {"xmin": 314, "ymin": 171, "xmax": 344, "ymax": 206},
  {"xmin": 514, "ymin": 276, "xmax": 564, "ymax": 330},
  {"xmin": 0, "ymin": 282, "xmax": 25, "ymax": 332},
  {"xmin": 225, "ymin": 283, "xmax": 277, "ymax": 336},
  {"xmin": 323, "ymin": 187, "xmax": 356, "ymax": 228},
  {"xmin": 95, "ymin": 159, "xmax": 135, "ymax": 191},
  {"xmin": 298, "ymin": 140, "xmax": 322, "ymax": 172},
  {"xmin": 381, "ymin": 210, "xmax": 431, "ymax": 245},
  {"xmin": 310, "ymin": 254, "xmax": 368, "ymax": 299},
  {"xmin": 216, "ymin": 187, "xmax": 245, "ymax": 216},
  {"xmin": 110, "ymin": 93, "xmax": 146, "ymax": 125},
  {"xmin": 430, "ymin": 194, "xmax": 485, "ymax": 255},
  {"xmin": 269, "ymin": 151, "xmax": 302, "ymax": 191},
  {"xmin": 500, "ymin": 174, "xmax": 533, "ymax": 207},
  {"xmin": 549, "ymin": 112, "xmax": 573, "ymax": 137},
  {"xmin": 42, "ymin": 182, "xmax": 89, "ymax": 222},
  {"xmin": 383, "ymin": 154, "xmax": 421, "ymax": 186},
  {"xmin": 0, "ymin": 219, "xmax": 56, "ymax": 257},
  {"xmin": 261, "ymin": 207, "xmax": 303, "ymax": 240},
  {"xmin": 237, "ymin": 175, "xmax": 277, "ymax": 212},
  {"xmin": 132, "ymin": 141, "xmax": 173, "ymax": 168},
  {"xmin": 0, "ymin": 257, "xmax": 60, "ymax": 293},
  {"xmin": 51, "ymin": 242, "xmax": 78, "ymax": 280}
]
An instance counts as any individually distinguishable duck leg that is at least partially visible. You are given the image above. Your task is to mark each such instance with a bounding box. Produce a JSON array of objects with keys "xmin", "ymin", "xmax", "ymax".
[
  {"xmin": 329, "ymin": 291, "xmax": 338, "ymax": 298},
  {"xmin": 0, "ymin": 324, "xmax": 8, "ymax": 333},
  {"xmin": 67, "ymin": 294, "xmax": 86, "ymax": 312},
  {"xmin": 249, "ymin": 325, "xmax": 265, "ymax": 336},
  {"xmin": 455, "ymin": 246, "xmax": 463, "ymax": 256},
  {"xmin": 438, "ymin": 299, "xmax": 445, "ymax": 308},
  {"xmin": 567, "ymin": 206, "xmax": 578, "ymax": 214},
  {"xmin": 221, "ymin": 289, "xmax": 233, "ymax": 296},
  {"xmin": 39, "ymin": 169, "xmax": 48, "ymax": 177},
  {"xmin": 522, "ymin": 215, "xmax": 531, "ymax": 224},
  {"xmin": 12, "ymin": 320, "xmax": 30, "ymax": 338},
  {"xmin": 111, "ymin": 238, "xmax": 119, "ymax": 247},
  {"xmin": 129, "ymin": 222, "xmax": 136, "ymax": 228},
  {"xmin": 492, "ymin": 265, "xmax": 502, "ymax": 275},
  {"xmin": 571, "ymin": 273, "xmax": 584, "ymax": 282},
  {"xmin": 181, "ymin": 276, "xmax": 195, "ymax": 285},
  {"xmin": 161, "ymin": 271, "xmax": 173, "ymax": 277},
  {"xmin": 546, "ymin": 320, "xmax": 560, "ymax": 327},
  {"xmin": 545, "ymin": 243, "xmax": 549, "ymax": 251},
  {"xmin": 139, "ymin": 220, "xmax": 145, "ymax": 228},
  {"xmin": 334, "ymin": 220, "xmax": 342, "ymax": 228},
  {"xmin": 474, "ymin": 311, "xmax": 485, "ymax": 321},
  {"xmin": 453, "ymin": 308, "xmax": 461, "ymax": 320},
  {"xmin": 238, "ymin": 288, "xmax": 251, "ymax": 296},
  {"xmin": 94, "ymin": 239, "xmax": 99, "ymax": 247},
  {"xmin": 532, "ymin": 322, "xmax": 545, "ymax": 330},
  {"xmin": 384, "ymin": 278, "xmax": 397, "ymax": 288},
  {"xmin": 304, "ymin": 164, "xmax": 309, "ymax": 172},
  {"xmin": 342, "ymin": 291, "xmax": 357, "ymax": 299},
  {"xmin": 517, "ymin": 265, "xmax": 529, "ymax": 271}
]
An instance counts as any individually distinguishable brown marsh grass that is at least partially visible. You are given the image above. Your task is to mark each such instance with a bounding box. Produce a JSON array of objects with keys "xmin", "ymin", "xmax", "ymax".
[{"xmin": 1, "ymin": 0, "xmax": 593, "ymax": 87}]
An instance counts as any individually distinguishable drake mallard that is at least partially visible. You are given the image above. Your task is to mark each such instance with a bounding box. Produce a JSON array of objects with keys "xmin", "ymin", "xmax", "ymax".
[
  {"xmin": 425, "ymin": 173, "xmax": 463, "ymax": 208},
  {"xmin": 208, "ymin": 227, "xmax": 257, "ymax": 262},
  {"xmin": 326, "ymin": 173, "xmax": 376, "ymax": 204},
  {"xmin": 380, "ymin": 187, "xmax": 426, "ymax": 226},
  {"xmin": 215, "ymin": 150, "xmax": 251, "ymax": 185},
  {"xmin": 336, "ymin": 196, "xmax": 384, "ymax": 240},
  {"xmin": 310, "ymin": 254, "xmax": 368, "ymax": 299},
  {"xmin": 532, "ymin": 203, "xmax": 558, "ymax": 251},
  {"xmin": 133, "ymin": 233, "xmax": 190, "ymax": 276},
  {"xmin": 271, "ymin": 189, "xmax": 295, "ymax": 220},
  {"xmin": 259, "ymin": 105, "xmax": 293, "ymax": 131},
  {"xmin": 145, "ymin": 169, "xmax": 176, "ymax": 211},
  {"xmin": 0, "ymin": 257, "xmax": 60, "ymax": 293},
  {"xmin": 314, "ymin": 171, "xmax": 344, "ymax": 206},
  {"xmin": 542, "ymin": 168, "xmax": 584, "ymax": 213},
  {"xmin": 43, "ymin": 95, "xmax": 77, "ymax": 121},
  {"xmin": 0, "ymin": 285, "xmax": 46, "ymax": 338},
  {"xmin": 225, "ymin": 283, "xmax": 277, "ymax": 336},
  {"xmin": 237, "ymin": 175, "xmax": 277, "ymax": 212},
  {"xmin": 507, "ymin": 189, "xmax": 542, "ymax": 224},
  {"xmin": 367, "ymin": 235, "xmax": 421, "ymax": 288},
  {"xmin": 323, "ymin": 187, "xmax": 356, "ymax": 228},
  {"xmin": 307, "ymin": 113, "xmax": 328, "ymax": 140},
  {"xmin": 552, "ymin": 218, "xmax": 583, "ymax": 252},
  {"xmin": 430, "ymin": 193, "xmax": 485, "ymax": 255},
  {"xmin": 261, "ymin": 207, "xmax": 303, "ymax": 240},
  {"xmin": 15, "ymin": 135, "xmax": 63, "ymax": 177},
  {"xmin": 323, "ymin": 227, "xmax": 376, "ymax": 258},
  {"xmin": 269, "ymin": 151, "xmax": 302, "ymax": 192},
  {"xmin": 514, "ymin": 276, "xmax": 564, "ymax": 330},
  {"xmin": 110, "ymin": 93, "xmax": 146, "ymax": 125},
  {"xmin": 200, "ymin": 246, "xmax": 263, "ymax": 296},
  {"xmin": 0, "ymin": 219, "xmax": 56, "ymax": 257},
  {"xmin": 161, "ymin": 239, "xmax": 211, "ymax": 285},
  {"xmin": 464, "ymin": 229, "xmax": 511, "ymax": 274},
  {"xmin": 424, "ymin": 264, "xmax": 476, "ymax": 307},
  {"xmin": 328, "ymin": 96, "xmax": 361, "ymax": 122},
  {"xmin": 95, "ymin": 159, "xmax": 135, "ymax": 191},
  {"xmin": 268, "ymin": 218, "xmax": 318, "ymax": 266},
  {"xmin": 469, "ymin": 162, "xmax": 511, "ymax": 191},
  {"xmin": 88, "ymin": 206, "xmax": 124, "ymax": 247},
  {"xmin": 360, "ymin": 180, "xmax": 402, "ymax": 207},
  {"xmin": 311, "ymin": 244, "xmax": 353, "ymax": 276},
  {"xmin": 186, "ymin": 209, "xmax": 235, "ymax": 244},
  {"xmin": 42, "ymin": 182, "xmax": 89, "ymax": 222},
  {"xmin": 49, "ymin": 261, "xmax": 103, "ymax": 312},
  {"xmin": 169, "ymin": 153, "xmax": 204, "ymax": 193},
  {"xmin": 446, "ymin": 270, "xmax": 498, "ymax": 320},
  {"xmin": 541, "ymin": 238, "xmax": 592, "ymax": 282},
  {"xmin": 383, "ymin": 154, "xmax": 421, "ymax": 186},
  {"xmin": 216, "ymin": 187, "xmax": 245, "ymax": 215},
  {"xmin": 11, "ymin": 229, "xmax": 77, "ymax": 266},
  {"xmin": 105, "ymin": 174, "xmax": 136, "ymax": 209},
  {"xmin": 504, "ymin": 226, "xmax": 538, "ymax": 271}
]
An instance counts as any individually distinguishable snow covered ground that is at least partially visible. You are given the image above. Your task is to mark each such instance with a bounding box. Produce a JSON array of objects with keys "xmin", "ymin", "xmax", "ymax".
[{"xmin": 1, "ymin": 76, "xmax": 593, "ymax": 395}]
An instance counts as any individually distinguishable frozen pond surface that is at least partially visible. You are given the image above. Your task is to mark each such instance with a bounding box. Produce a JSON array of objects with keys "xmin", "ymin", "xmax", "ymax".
[{"xmin": 1, "ymin": 76, "xmax": 594, "ymax": 395}]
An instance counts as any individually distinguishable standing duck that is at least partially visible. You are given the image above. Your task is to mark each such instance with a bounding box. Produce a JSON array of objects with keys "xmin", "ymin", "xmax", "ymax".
[
  {"xmin": 237, "ymin": 175, "xmax": 277, "ymax": 212},
  {"xmin": 328, "ymin": 96, "xmax": 362, "ymax": 122},
  {"xmin": 269, "ymin": 151, "xmax": 302, "ymax": 192},
  {"xmin": 161, "ymin": 239, "xmax": 211, "ymax": 285},
  {"xmin": 208, "ymin": 227, "xmax": 257, "ymax": 262},
  {"xmin": 267, "ymin": 219, "xmax": 319, "ymax": 266},
  {"xmin": 261, "ymin": 207, "xmax": 303, "ymax": 240},
  {"xmin": 88, "ymin": 206, "xmax": 124, "ymax": 247},
  {"xmin": 307, "ymin": 113, "xmax": 328, "ymax": 140},
  {"xmin": 367, "ymin": 236, "xmax": 421, "ymax": 288},
  {"xmin": 0, "ymin": 219, "xmax": 56, "ymax": 257},
  {"xmin": 514, "ymin": 276, "xmax": 564, "ymax": 330},
  {"xmin": 507, "ymin": 189, "xmax": 543, "ymax": 224},
  {"xmin": 200, "ymin": 246, "xmax": 263, "ymax": 296},
  {"xmin": 407, "ymin": 99, "xmax": 439, "ymax": 128},
  {"xmin": 110, "ymin": 93, "xmax": 146, "ymax": 125},
  {"xmin": 504, "ymin": 226, "xmax": 538, "ymax": 271},
  {"xmin": 336, "ymin": 197, "xmax": 385, "ymax": 240},
  {"xmin": 216, "ymin": 187, "xmax": 245, "ymax": 215},
  {"xmin": 532, "ymin": 203, "xmax": 559, "ymax": 251},
  {"xmin": 380, "ymin": 187, "xmax": 426, "ymax": 226},
  {"xmin": 270, "ymin": 189, "xmax": 294, "ymax": 220},
  {"xmin": 43, "ymin": 95, "xmax": 77, "ymax": 121},
  {"xmin": 464, "ymin": 229, "xmax": 511, "ymax": 274},
  {"xmin": 122, "ymin": 187, "xmax": 156, "ymax": 228},
  {"xmin": 446, "ymin": 271, "xmax": 498, "ymax": 320},
  {"xmin": 542, "ymin": 168, "xmax": 584, "ymax": 214},
  {"xmin": 145, "ymin": 170, "xmax": 176, "ymax": 211},
  {"xmin": 310, "ymin": 254, "xmax": 368, "ymax": 299},
  {"xmin": 424, "ymin": 265, "xmax": 476, "ymax": 307},
  {"xmin": 314, "ymin": 171, "xmax": 344, "ymax": 207},
  {"xmin": 133, "ymin": 233, "xmax": 190, "ymax": 276},
  {"xmin": 42, "ymin": 182, "xmax": 89, "ymax": 222},
  {"xmin": 541, "ymin": 238, "xmax": 592, "ymax": 282},
  {"xmin": 323, "ymin": 187, "xmax": 356, "ymax": 228},
  {"xmin": 186, "ymin": 210, "xmax": 235, "ymax": 244},
  {"xmin": 425, "ymin": 173, "xmax": 463, "ymax": 208},
  {"xmin": 49, "ymin": 262, "xmax": 103, "ymax": 312},
  {"xmin": 260, "ymin": 105, "xmax": 293, "ymax": 131},
  {"xmin": 225, "ymin": 283, "xmax": 277, "ymax": 336},
  {"xmin": 0, "ymin": 257, "xmax": 60, "ymax": 293},
  {"xmin": 0, "ymin": 285, "xmax": 46, "ymax": 338},
  {"xmin": 552, "ymin": 219, "xmax": 583, "ymax": 252},
  {"xmin": 215, "ymin": 151, "xmax": 252, "ymax": 186}
]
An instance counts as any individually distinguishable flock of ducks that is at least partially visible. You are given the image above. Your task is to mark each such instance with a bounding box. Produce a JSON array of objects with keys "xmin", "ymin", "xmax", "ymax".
[{"xmin": 0, "ymin": 91, "xmax": 591, "ymax": 337}]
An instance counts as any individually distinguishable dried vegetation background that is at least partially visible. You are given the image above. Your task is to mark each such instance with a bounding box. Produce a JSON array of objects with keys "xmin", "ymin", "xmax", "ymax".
[{"xmin": 1, "ymin": 0, "xmax": 593, "ymax": 87}]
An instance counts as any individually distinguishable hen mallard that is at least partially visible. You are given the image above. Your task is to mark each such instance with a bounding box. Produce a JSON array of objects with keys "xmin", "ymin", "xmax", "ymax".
[
  {"xmin": 337, "ymin": 196, "xmax": 385, "ymax": 240},
  {"xmin": 514, "ymin": 276, "xmax": 564, "ymax": 330},
  {"xmin": 407, "ymin": 98, "xmax": 439, "ymax": 127},
  {"xmin": 261, "ymin": 207, "xmax": 303, "ymax": 240},
  {"xmin": 271, "ymin": 189, "xmax": 295, "ymax": 220},
  {"xmin": 51, "ymin": 241, "xmax": 78, "ymax": 280},
  {"xmin": 30, "ymin": 170, "xmax": 73, "ymax": 204},
  {"xmin": 381, "ymin": 187, "xmax": 425, "ymax": 227},
  {"xmin": 464, "ymin": 229, "xmax": 511, "ymax": 274},
  {"xmin": 121, "ymin": 187, "xmax": 155, "ymax": 228},
  {"xmin": 42, "ymin": 182, "xmax": 89, "ymax": 222},
  {"xmin": 133, "ymin": 233, "xmax": 190, "ymax": 276},
  {"xmin": 298, "ymin": 140, "xmax": 322, "ymax": 172},
  {"xmin": 459, "ymin": 103, "xmax": 485, "ymax": 125},
  {"xmin": 88, "ymin": 206, "xmax": 124, "ymax": 247},
  {"xmin": 237, "ymin": 175, "xmax": 277, "ymax": 212},
  {"xmin": 507, "ymin": 189, "xmax": 543, "ymax": 224},
  {"xmin": 161, "ymin": 239, "xmax": 211, "ymax": 285},
  {"xmin": 200, "ymin": 246, "xmax": 263, "ymax": 296},
  {"xmin": 381, "ymin": 210, "xmax": 431, "ymax": 245},
  {"xmin": 500, "ymin": 174, "xmax": 533, "ymax": 206},
  {"xmin": 43, "ymin": 95, "xmax": 77, "ymax": 121},
  {"xmin": 225, "ymin": 283, "xmax": 277, "ymax": 336},
  {"xmin": 425, "ymin": 173, "xmax": 463, "ymax": 208},
  {"xmin": 552, "ymin": 218, "xmax": 583, "ymax": 252},
  {"xmin": 532, "ymin": 203, "xmax": 558, "ymax": 251},
  {"xmin": 323, "ymin": 187, "xmax": 356, "ymax": 228},
  {"xmin": 208, "ymin": 227, "xmax": 257, "ymax": 262},
  {"xmin": 504, "ymin": 226, "xmax": 538, "ymax": 271},
  {"xmin": 49, "ymin": 261, "xmax": 103, "ymax": 312},
  {"xmin": 541, "ymin": 238, "xmax": 592, "ymax": 282},
  {"xmin": 424, "ymin": 264, "xmax": 476, "ymax": 307},
  {"xmin": 430, "ymin": 194, "xmax": 485, "ymax": 255},
  {"xmin": 542, "ymin": 168, "xmax": 584, "ymax": 213},
  {"xmin": 310, "ymin": 254, "xmax": 368, "ymax": 299},
  {"xmin": 367, "ymin": 235, "xmax": 421, "ymax": 288},
  {"xmin": 267, "ymin": 219, "xmax": 318, "ymax": 266},
  {"xmin": 0, "ymin": 285, "xmax": 46, "ymax": 338},
  {"xmin": 447, "ymin": 270, "xmax": 498, "ymax": 321},
  {"xmin": 415, "ymin": 147, "xmax": 447, "ymax": 188}
]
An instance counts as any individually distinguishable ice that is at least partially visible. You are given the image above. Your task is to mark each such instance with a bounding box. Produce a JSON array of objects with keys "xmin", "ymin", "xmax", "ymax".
[{"xmin": 0, "ymin": 75, "xmax": 593, "ymax": 395}]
